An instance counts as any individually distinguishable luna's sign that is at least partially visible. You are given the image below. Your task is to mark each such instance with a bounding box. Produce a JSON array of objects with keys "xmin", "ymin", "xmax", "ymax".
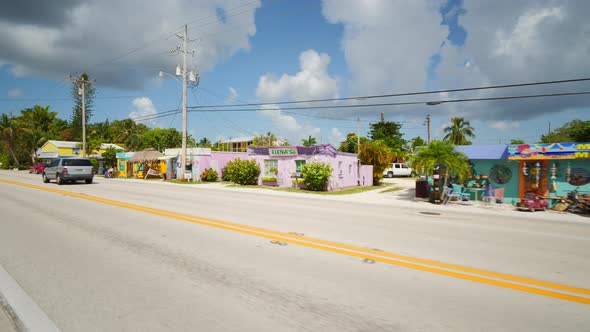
[{"xmin": 269, "ymin": 148, "xmax": 298, "ymax": 156}]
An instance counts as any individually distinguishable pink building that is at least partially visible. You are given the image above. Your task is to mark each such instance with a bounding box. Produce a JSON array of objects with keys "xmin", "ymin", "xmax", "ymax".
[
  {"xmin": 166, "ymin": 144, "xmax": 373, "ymax": 190},
  {"xmin": 247, "ymin": 145, "xmax": 373, "ymax": 189}
]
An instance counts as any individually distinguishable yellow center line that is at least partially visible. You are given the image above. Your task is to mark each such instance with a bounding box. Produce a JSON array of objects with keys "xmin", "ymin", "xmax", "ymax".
[{"xmin": 2, "ymin": 178, "xmax": 589, "ymax": 305}]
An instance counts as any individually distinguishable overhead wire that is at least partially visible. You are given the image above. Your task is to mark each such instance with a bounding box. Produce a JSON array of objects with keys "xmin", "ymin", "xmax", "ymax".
[
  {"xmin": 128, "ymin": 90, "xmax": 590, "ymax": 122},
  {"xmin": 182, "ymin": 77, "xmax": 590, "ymax": 109}
]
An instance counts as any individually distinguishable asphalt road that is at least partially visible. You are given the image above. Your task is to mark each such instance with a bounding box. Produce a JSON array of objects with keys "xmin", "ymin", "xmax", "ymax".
[{"xmin": 0, "ymin": 171, "xmax": 589, "ymax": 331}]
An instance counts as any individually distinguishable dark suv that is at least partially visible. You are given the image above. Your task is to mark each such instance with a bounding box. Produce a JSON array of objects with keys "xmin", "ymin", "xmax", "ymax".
[{"xmin": 43, "ymin": 158, "xmax": 94, "ymax": 184}]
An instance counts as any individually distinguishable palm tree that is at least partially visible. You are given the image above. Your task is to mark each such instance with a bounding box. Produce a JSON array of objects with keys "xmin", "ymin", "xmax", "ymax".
[
  {"xmin": 301, "ymin": 135, "xmax": 317, "ymax": 147},
  {"xmin": 112, "ymin": 119, "xmax": 147, "ymax": 150},
  {"xmin": 20, "ymin": 105, "xmax": 58, "ymax": 162},
  {"xmin": 198, "ymin": 137, "xmax": 212, "ymax": 147},
  {"xmin": 443, "ymin": 117, "xmax": 475, "ymax": 145},
  {"xmin": 0, "ymin": 113, "xmax": 32, "ymax": 165},
  {"xmin": 410, "ymin": 140, "xmax": 471, "ymax": 181},
  {"xmin": 252, "ymin": 132, "xmax": 278, "ymax": 146}
]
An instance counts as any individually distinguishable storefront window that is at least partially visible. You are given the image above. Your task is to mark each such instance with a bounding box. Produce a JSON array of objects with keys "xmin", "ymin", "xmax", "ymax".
[
  {"xmin": 295, "ymin": 160, "xmax": 305, "ymax": 173},
  {"xmin": 264, "ymin": 159, "xmax": 278, "ymax": 178}
]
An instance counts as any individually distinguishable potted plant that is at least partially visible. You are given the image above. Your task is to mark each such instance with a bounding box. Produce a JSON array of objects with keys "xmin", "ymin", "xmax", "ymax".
[
  {"xmin": 262, "ymin": 177, "xmax": 277, "ymax": 186},
  {"xmin": 292, "ymin": 178, "xmax": 306, "ymax": 189}
]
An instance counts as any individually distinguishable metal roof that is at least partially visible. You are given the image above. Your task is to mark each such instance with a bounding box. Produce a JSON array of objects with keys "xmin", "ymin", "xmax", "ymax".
[{"xmin": 455, "ymin": 144, "xmax": 508, "ymax": 160}]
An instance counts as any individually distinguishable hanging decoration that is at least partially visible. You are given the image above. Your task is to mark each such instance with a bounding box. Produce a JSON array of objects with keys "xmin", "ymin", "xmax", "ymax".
[{"xmin": 490, "ymin": 164, "xmax": 512, "ymax": 184}]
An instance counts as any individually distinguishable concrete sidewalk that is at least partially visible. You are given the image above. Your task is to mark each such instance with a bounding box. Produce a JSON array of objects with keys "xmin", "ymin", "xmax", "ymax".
[{"xmin": 0, "ymin": 307, "xmax": 17, "ymax": 332}]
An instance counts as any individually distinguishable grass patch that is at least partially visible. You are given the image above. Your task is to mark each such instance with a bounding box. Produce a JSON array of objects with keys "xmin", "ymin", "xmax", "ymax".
[
  {"xmin": 379, "ymin": 186, "xmax": 403, "ymax": 193},
  {"xmin": 167, "ymin": 179, "xmax": 211, "ymax": 184},
  {"xmin": 241, "ymin": 182, "xmax": 393, "ymax": 195}
]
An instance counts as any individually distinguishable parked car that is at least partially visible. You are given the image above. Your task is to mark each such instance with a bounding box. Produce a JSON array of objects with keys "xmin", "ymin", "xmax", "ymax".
[
  {"xmin": 383, "ymin": 163, "xmax": 413, "ymax": 178},
  {"xmin": 42, "ymin": 158, "xmax": 94, "ymax": 185},
  {"xmin": 29, "ymin": 163, "xmax": 46, "ymax": 174},
  {"xmin": 517, "ymin": 193, "xmax": 548, "ymax": 212}
]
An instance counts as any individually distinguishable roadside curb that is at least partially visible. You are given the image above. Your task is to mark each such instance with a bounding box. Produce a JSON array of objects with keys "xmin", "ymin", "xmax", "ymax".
[{"xmin": 0, "ymin": 265, "xmax": 60, "ymax": 332}]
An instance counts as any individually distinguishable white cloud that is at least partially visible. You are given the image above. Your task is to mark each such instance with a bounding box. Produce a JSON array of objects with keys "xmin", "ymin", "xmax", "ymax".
[
  {"xmin": 329, "ymin": 127, "xmax": 344, "ymax": 145},
  {"xmin": 7, "ymin": 88, "xmax": 23, "ymax": 98},
  {"xmin": 0, "ymin": 0, "xmax": 261, "ymax": 88},
  {"xmin": 434, "ymin": 1, "xmax": 590, "ymax": 120},
  {"xmin": 257, "ymin": 104, "xmax": 320, "ymax": 144},
  {"xmin": 322, "ymin": 0, "xmax": 446, "ymax": 95},
  {"xmin": 321, "ymin": 0, "xmax": 590, "ymax": 125},
  {"xmin": 488, "ymin": 120, "xmax": 520, "ymax": 131},
  {"xmin": 226, "ymin": 86, "xmax": 238, "ymax": 104},
  {"xmin": 129, "ymin": 97, "xmax": 157, "ymax": 126},
  {"xmin": 256, "ymin": 49, "xmax": 339, "ymax": 102}
]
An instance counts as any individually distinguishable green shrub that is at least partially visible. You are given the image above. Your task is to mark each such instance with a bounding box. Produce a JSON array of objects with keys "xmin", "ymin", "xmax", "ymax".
[
  {"xmin": 89, "ymin": 158, "xmax": 99, "ymax": 174},
  {"xmin": 200, "ymin": 168, "xmax": 218, "ymax": 182},
  {"xmin": 221, "ymin": 166, "xmax": 230, "ymax": 181},
  {"xmin": 224, "ymin": 158, "xmax": 261, "ymax": 185},
  {"xmin": 301, "ymin": 162, "xmax": 333, "ymax": 191},
  {"xmin": 261, "ymin": 177, "xmax": 277, "ymax": 182}
]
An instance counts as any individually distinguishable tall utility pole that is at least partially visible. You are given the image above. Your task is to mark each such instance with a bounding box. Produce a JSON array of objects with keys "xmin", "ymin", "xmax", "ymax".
[
  {"xmin": 170, "ymin": 24, "xmax": 199, "ymax": 179},
  {"xmin": 180, "ymin": 24, "xmax": 189, "ymax": 180},
  {"xmin": 426, "ymin": 114, "xmax": 431, "ymax": 144},
  {"xmin": 67, "ymin": 75, "xmax": 94, "ymax": 157}
]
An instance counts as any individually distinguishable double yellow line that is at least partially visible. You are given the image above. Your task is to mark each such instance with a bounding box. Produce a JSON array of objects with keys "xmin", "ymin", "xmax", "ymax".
[{"xmin": 2, "ymin": 178, "xmax": 589, "ymax": 305}]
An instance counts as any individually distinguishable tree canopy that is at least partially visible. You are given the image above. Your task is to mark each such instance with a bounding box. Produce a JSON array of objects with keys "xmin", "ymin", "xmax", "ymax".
[
  {"xmin": 540, "ymin": 119, "xmax": 590, "ymax": 143},
  {"xmin": 358, "ymin": 139, "xmax": 393, "ymax": 185},
  {"xmin": 368, "ymin": 120, "xmax": 407, "ymax": 150},
  {"xmin": 338, "ymin": 133, "xmax": 369, "ymax": 153},
  {"xmin": 70, "ymin": 73, "xmax": 96, "ymax": 141}
]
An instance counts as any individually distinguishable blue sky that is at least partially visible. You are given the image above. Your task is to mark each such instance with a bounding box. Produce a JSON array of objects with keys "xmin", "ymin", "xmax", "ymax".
[{"xmin": 0, "ymin": 0, "xmax": 588, "ymax": 146}]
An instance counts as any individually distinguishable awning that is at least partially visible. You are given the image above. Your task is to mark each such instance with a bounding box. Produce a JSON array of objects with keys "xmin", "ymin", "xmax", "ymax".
[{"xmin": 158, "ymin": 155, "xmax": 176, "ymax": 160}]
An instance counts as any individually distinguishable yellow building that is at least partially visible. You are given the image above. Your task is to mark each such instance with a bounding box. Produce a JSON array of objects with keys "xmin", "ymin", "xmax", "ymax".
[{"xmin": 37, "ymin": 140, "xmax": 124, "ymax": 160}]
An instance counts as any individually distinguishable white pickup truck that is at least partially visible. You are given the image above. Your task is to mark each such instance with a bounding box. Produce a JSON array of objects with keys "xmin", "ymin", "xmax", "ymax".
[{"xmin": 383, "ymin": 163, "xmax": 413, "ymax": 177}]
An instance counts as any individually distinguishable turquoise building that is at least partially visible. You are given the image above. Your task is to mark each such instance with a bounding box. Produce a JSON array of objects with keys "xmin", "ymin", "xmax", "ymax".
[{"xmin": 456, "ymin": 143, "xmax": 590, "ymax": 206}]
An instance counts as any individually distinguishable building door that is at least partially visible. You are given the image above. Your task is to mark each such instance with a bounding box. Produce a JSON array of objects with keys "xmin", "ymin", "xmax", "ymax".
[{"xmin": 518, "ymin": 160, "xmax": 549, "ymax": 199}]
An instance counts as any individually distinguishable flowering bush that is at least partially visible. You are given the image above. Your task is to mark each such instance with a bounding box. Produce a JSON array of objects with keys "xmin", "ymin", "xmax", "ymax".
[{"xmin": 200, "ymin": 168, "xmax": 218, "ymax": 182}]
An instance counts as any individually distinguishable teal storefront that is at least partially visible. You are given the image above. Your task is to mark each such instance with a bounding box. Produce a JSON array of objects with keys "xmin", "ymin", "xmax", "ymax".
[
  {"xmin": 457, "ymin": 143, "xmax": 590, "ymax": 206},
  {"xmin": 456, "ymin": 145, "xmax": 520, "ymax": 205},
  {"xmin": 507, "ymin": 143, "xmax": 590, "ymax": 203}
]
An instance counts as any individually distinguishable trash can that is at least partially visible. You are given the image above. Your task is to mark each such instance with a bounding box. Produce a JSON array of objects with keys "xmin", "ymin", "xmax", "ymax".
[{"xmin": 415, "ymin": 178, "xmax": 429, "ymax": 198}]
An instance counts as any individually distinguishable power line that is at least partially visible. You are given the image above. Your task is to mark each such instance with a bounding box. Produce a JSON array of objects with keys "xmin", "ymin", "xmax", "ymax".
[
  {"xmin": 129, "ymin": 90, "xmax": 590, "ymax": 122},
  {"xmin": 0, "ymin": 95, "xmax": 143, "ymax": 102},
  {"xmin": 183, "ymin": 90, "xmax": 590, "ymax": 112},
  {"xmin": 183, "ymin": 77, "xmax": 590, "ymax": 109}
]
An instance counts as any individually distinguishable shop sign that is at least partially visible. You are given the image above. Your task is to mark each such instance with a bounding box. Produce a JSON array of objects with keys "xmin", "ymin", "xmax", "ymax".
[
  {"xmin": 508, "ymin": 142, "xmax": 590, "ymax": 160},
  {"xmin": 269, "ymin": 148, "xmax": 298, "ymax": 156}
]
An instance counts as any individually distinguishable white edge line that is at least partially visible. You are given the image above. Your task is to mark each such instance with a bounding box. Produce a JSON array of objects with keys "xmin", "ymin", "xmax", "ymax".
[{"xmin": 0, "ymin": 265, "xmax": 60, "ymax": 332}]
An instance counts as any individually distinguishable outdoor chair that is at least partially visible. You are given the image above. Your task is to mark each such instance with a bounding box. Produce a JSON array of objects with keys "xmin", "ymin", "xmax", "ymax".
[
  {"xmin": 452, "ymin": 184, "xmax": 470, "ymax": 201},
  {"xmin": 483, "ymin": 186, "xmax": 505, "ymax": 205},
  {"xmin": 443, "ymin": 186, "xmax": 462, "ymax": 204}
]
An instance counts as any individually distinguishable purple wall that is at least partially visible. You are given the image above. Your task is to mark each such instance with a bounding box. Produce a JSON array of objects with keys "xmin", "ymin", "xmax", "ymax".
[
  {"xmin": 248, "ymin": 146, "xmax": 373, "ymax": 189},
  {"xmin": 185, "ymin": 152, "xmax": 248, "ymax": 180},
  {"xmin": 185, "ymin": 145, "xmax": 373, "ymax": 189}
]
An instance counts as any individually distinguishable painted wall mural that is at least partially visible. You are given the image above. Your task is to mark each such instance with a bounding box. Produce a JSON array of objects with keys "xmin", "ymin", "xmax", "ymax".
[
  {"xmin": 508, "ymin": 143, "xmax": 590, "ymax": 160},
  {"xmin": 489, "ymin": 164, "xmax": 512, "ymax": 184}
]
